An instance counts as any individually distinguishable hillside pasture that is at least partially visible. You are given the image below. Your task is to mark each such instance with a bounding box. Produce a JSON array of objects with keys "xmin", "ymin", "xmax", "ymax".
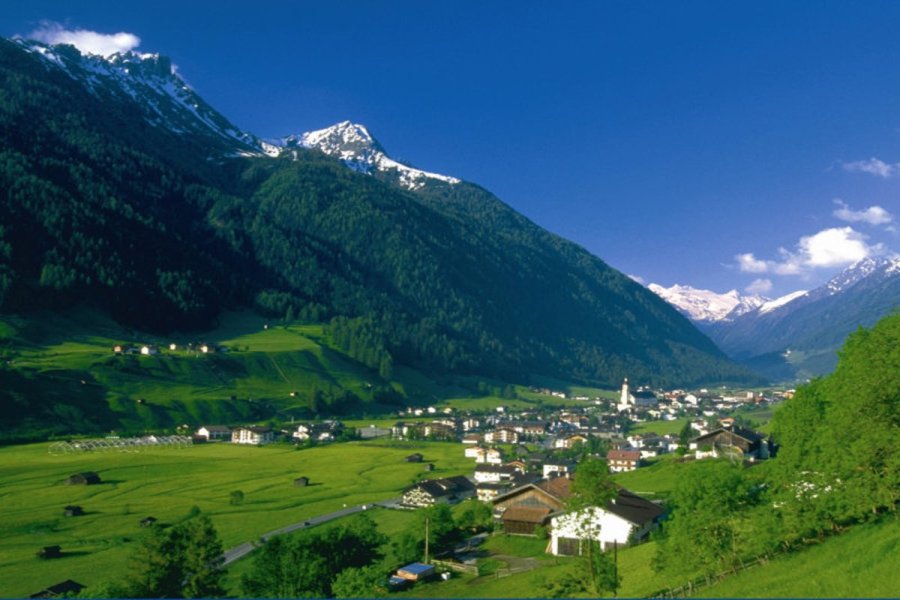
[
  {"xmin": 696, "ymin": 518, "xmax": 900, "ymax": 598},
  {"xmin": 0, "ymin": 439, "xmax": 471, "ymax": 597}
]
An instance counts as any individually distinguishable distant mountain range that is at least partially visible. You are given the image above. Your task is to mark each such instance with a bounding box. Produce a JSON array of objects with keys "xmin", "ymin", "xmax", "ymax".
[
  {"xmin": 0, "ymin": 37, "xmax": 761, "ymax": 390},
  {"xmin": 650, "ymin": 257, "xmax": 900, "ymax": 380}
]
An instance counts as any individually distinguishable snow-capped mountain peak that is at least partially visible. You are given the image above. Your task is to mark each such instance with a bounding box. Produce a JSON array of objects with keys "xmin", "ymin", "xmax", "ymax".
[
  {"xmin": 17, "ymin": 39, "xmax": 260, "ymax": 154},
  {"xmin": 281, "ymin": 120, "xmax": 460, "ymax": 190},
  {"xmin": 18, "ymin": 38, "xmax": 461, "ymax": 190},
  {"xmin": 824, "ymin": 256, "xmax": 888, "ymax": 296},
  {"xmin": 648, "ymin": 283, "xmax": 766, "ymax": 323}
]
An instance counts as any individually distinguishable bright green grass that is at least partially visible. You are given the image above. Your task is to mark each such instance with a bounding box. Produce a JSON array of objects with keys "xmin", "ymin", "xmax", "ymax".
[
  {"xmin": 4, "ymin": 309, "xmax": 576, "ymax": 435},
  {"xmin": 611, "ymin": 455, "xmax": 696, "ymax": 498},
  {"xmin": 393, "ymin": 539, "xmax": 677, "ymax": 598},
  {"xmin": 696, "ymin": 518, "xmax": 900, "ymax": 598},
  {"xmin": 0, "ymin": 439, "xmax": 472, "ymax": 597},
  {"xmin": 482, "ymin": 534, "xmax": 549, "ymax": 558},
  {"xmin": 631, "ymin": 417, "xmax": 690, "ymax": 436}
]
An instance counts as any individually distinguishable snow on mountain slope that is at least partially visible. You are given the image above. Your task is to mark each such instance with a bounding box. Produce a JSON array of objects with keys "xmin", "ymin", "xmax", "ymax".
[
  {"xmin": 17, "ymin": 39, "xmax": 260, "ymax": 154},
  {"xmin": 757, "ymin": 290, "xmax": 808, "ymax": 315},
  {"xmin": 281, "ymin": 121, "xmax": 460, "ymax": 190},
  {"xmin": 821, "ymin": 257, "xmax": 895, "ymax": 296},
  {"xmin": 19, "ymin": 39, "xmax": 461, "ymax": 191},
  {"xmin": 648, "ymin": 283, "xmax": 766, "ymax": 323}
]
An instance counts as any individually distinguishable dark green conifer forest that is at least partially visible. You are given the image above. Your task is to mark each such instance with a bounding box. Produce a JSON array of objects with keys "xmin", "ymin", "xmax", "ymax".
[{"xmin": 0, "ymin": 37, "xmax": 760, "ymax": 403}]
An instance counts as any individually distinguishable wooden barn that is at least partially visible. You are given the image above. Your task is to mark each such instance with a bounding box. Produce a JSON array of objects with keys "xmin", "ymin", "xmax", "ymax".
[
  {"xmin": 65, "ymin": 472, "xmax": 100, "ymax": 485},
  {"xmin": 63, "ymin": 505, "xmax": 84, "ymax": 517},
  {"xmin": 139, "ymin": 516, "xmax": 158, "ymax": 527},
  {"xmin": 294, "ymin": 476, "xmax": 310, "ymax": 487},
  {"xmin": 501, "ymin": 505, "xmax": 553, "ymax": 535},
  {"xmin": 37, "ymin": 546, "xmax": 62, "ymax": 559},
  {"xmin": 491, "ymin": 476, "xmax": 572, "ymax": 535}
]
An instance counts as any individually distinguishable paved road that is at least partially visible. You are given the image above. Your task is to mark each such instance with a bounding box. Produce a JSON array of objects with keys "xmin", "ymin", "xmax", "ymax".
[{"xmin": 221, "ymin": 498, "xmax": 401, "ymax": 566}]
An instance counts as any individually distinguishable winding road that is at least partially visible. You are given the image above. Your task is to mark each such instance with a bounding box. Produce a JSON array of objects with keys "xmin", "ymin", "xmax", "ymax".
[{"xmin": 221, "ymin": 498, "xmax": 402, "ymax": 566}]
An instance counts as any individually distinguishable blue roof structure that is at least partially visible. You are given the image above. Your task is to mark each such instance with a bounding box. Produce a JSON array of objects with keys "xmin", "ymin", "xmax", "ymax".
[{"xmin": 399, "ymin": 562, "xmax": 433, "ymax": 575}]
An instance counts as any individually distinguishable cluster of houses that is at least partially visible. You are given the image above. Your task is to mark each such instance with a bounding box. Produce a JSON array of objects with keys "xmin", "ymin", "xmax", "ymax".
[
  {"xmin": 195, "ymin": 420, "xmax": 347, "ymax": 445},
  {"xmin": 401, "ymin": 468, "xmax": 664, "ymax": 558},
  {"xmin": 112, "ymin": 342, "xmax": 225, "ymax": 355},
  {"xmin": 387, "ymin": 379, "xmax": 777, "ymax": 565},
  {"xmin": 193, "ymin": 379, "xmax": 773, "ymax": 466}
]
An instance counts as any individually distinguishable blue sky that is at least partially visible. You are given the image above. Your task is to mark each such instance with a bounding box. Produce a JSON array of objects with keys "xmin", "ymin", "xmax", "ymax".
[{"xmin": 4, "ymin": 1, "xmax": 900, "ymax": 298}]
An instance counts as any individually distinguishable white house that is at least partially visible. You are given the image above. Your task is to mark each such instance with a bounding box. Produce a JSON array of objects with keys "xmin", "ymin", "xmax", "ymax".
[
  {"xmin": 196, "ymin": 425, "xmax": 231, "ymax": 441},
  {"xmin": 484, "ymin": 428, "xmax": 518, "ymax": 444},
  {"xmin": 473, "ymin": 465, "xmax": 520, "ymax": 484},
  {"xmin": 473, "ymin": 447, "xmax": 503, "ymax": 464},
  {"xmin": 550, "ymin": 489, "xmax": 664, "ymax": 555},
  {"xmin": 465, "ymin": 445, "xmax": 486, "ymax": 459},
  {"xmin": 542, "ymin": 462, "xmax": 575, "ymax": 479},
  {"xmin": 232, "ymin": 426, "xmax": 274, "ymax": 445}
]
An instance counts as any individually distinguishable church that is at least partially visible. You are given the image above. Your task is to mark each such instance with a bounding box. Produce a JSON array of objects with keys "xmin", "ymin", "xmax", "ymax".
[{"xmin": 616, "ymin": 378, "xmax": 658, "ymax": 412}]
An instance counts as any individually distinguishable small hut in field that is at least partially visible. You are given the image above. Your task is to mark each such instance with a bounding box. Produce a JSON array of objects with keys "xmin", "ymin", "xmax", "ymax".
[{"xmin": 66, "ymin": 472, "xmax": 101, "ymax": 485}]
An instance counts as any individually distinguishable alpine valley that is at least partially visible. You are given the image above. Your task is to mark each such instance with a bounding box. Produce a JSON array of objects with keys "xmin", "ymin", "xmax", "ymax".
[
  {"xmin": 0, "ymin": 37, "xmax": 764, "ymax": 438},
  {"xmin": 650, "ymin": 256, "xmax": 900, "ymax": 380}
]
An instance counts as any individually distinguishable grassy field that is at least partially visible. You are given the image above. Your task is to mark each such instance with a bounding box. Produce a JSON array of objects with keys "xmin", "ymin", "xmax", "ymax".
[
  {"xmin": 393, "ymin": 537, "xmax": 678, "ymax": 598},
  {"xmin": 631, "ymin": 416, "xmax": 690, "ymax": 436},
  {"xmin": 393, "ymin": 518, "xmax": 899, "ymax": 599},
  {"xmin": 610, "ymin": 454, "xmax": 695, "ymax": 499},
  {"xmin": 3, "ymin": 308, "xmax": 612, "ymax": 439},
  {"xmin": 696, "ymin": 518, "xmax": 900, "ymax": 598},
  {"xmin": 0, "ymin": 439, "xmax": 473, "ymax": 597}
]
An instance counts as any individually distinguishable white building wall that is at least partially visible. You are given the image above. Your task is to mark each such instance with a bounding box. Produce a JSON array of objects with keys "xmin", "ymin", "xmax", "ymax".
[
  {"xmin": 474, "ymin": 471, "xmax": 502, "ymax": 483},
  {"xmin": 550, "ymin": 508, "xmax": 635, "ymax": 555}
]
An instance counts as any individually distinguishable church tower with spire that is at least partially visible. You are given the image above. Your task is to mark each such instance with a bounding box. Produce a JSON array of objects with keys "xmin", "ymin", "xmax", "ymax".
[{"xmin": 617, "ymin": 378, "xmax": 632, "ymax": 412}]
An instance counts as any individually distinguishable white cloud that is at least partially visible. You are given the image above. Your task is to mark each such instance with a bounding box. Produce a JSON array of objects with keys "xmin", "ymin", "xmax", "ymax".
[
  {"xmin": 745, "ymin": 278, "xmax": 773, "ymax": 295},
  {"xmin": 798, "ymin": 227, "xmax": 877, "ymax": 267},
  {"xmin": 735, "ymin": 227, "xmax": 882, "ymax": 276},
  {"xmin": 736, "ymin": 253, "xmax": 768, "ymax": 273},
  {"xmin": 27, "ymin": 22, "xmax": 141, "ymax": 57},
  {"xmin": 842, "ymin": 157, "xmax": 899, "ymax": 178},
  {"xmin": 832, "ymin": 199, "xmax": 893, "ymax": 226},
  {"xmin": 628, "ymin": 274, "xmax": 646, "ymax": 284}
]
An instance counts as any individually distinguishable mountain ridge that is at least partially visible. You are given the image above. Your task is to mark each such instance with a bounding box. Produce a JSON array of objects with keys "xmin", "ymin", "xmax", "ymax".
[
  {"xmin": 0, "ymin": 35, "xmax": 760, "ymax": 392},
  {"xmin": 651, "ymin": 257, "xmax": 900, "ymax": 380}
]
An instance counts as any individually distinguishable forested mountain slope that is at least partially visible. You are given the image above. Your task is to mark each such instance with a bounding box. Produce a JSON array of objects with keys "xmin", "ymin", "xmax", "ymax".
[{"xmin": 0, "ymin": 37, "xmax": 760, "ymax": 389}]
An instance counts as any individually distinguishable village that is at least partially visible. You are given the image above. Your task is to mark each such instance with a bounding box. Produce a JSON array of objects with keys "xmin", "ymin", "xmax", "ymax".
[{"xmin": 185, "ymin": 378, "xmax": 782, "ymax": 591}]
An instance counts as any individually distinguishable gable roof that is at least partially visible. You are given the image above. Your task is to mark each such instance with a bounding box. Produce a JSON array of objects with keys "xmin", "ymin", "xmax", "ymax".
[
  {"xmin": 407, "ymin": 475, "xmax": 475, "ymax": 497},
  {"xmin": 604, "ymin": 488, "xmax": 664, "ymax": 526},
  {"xmin": 200, "ymin": 425, "xmax": 231, "ymax": 433},
  {"xmin": 537, "ymin": 475, "xmax": 573, "ymax": 500},
  {"xmin": 607, "ymin": 449, "xmax": 642, "ymax": 461},
  {"xmin": 691, "ymin": 426, "xmax": 763, "ymax": 446}
]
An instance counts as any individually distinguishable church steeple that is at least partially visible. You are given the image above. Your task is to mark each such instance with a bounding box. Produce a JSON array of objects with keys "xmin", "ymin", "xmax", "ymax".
[{"xmin": 618, "ymin": 378, "xmax": 631, "ymax": 412}]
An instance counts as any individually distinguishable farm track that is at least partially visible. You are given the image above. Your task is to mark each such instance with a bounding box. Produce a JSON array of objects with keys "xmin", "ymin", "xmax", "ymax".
[{"xmin": 221, "ymin": 499, "xmax": 400, "ymax": 566}]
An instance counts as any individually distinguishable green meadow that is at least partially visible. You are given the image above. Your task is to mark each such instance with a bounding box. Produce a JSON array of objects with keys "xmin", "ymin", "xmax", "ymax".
[
  {"xmin": 0, "ymin": 439, "xmax": 472, "ymax": 597},
  {"xmin": 697, "ymin": 517, "xmax": 900, "ymax": 598},
  {"xmin": 2, "ymin": 309, "xmax": 622, "ymax": 442}
]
